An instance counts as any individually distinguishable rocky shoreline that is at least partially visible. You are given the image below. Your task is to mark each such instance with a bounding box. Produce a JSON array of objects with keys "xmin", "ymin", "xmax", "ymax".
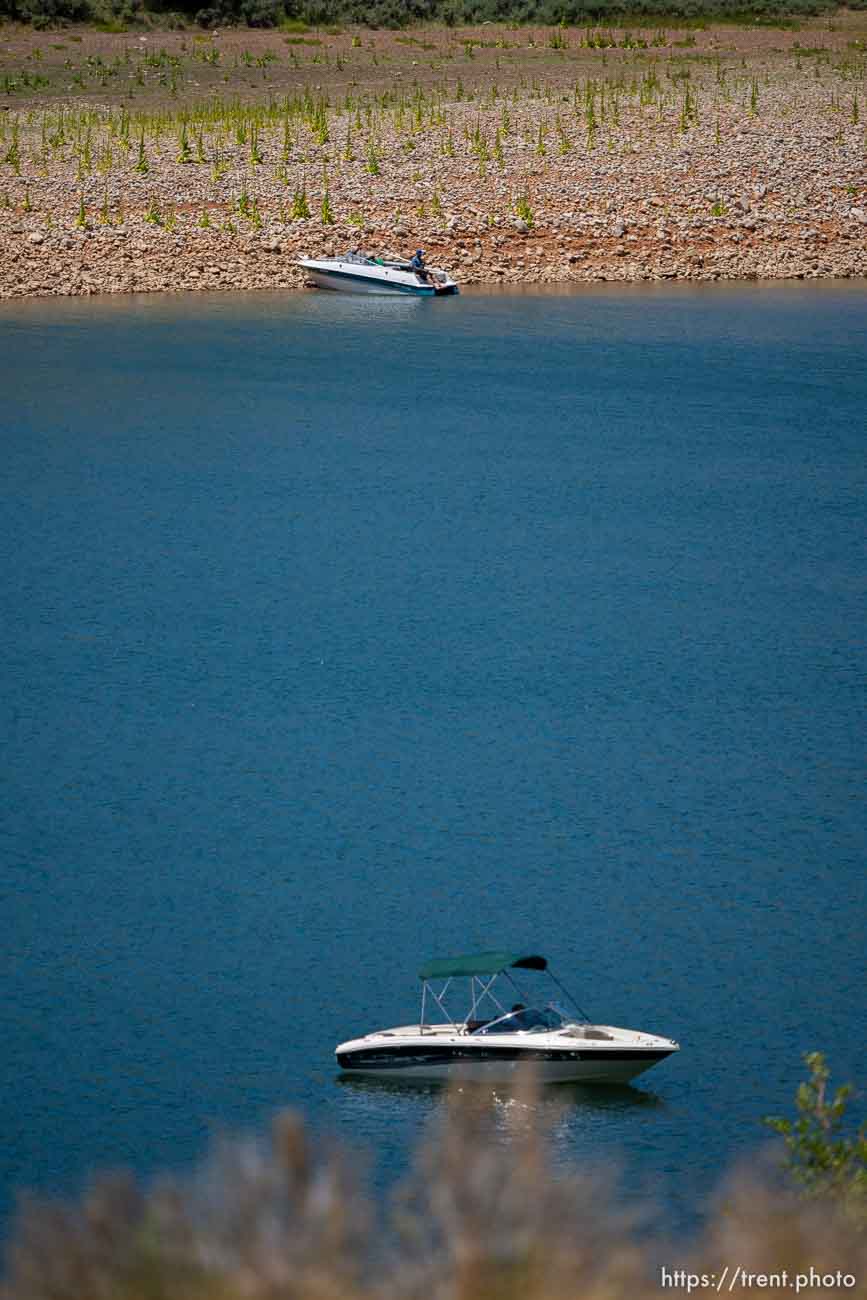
[
  {"xmin": 4, "ymin": 206, "xmax": 866, "ymax": 299},
  {"xmin": 1, "ymin": 20, "xmax": 865, "ymax": 297}
]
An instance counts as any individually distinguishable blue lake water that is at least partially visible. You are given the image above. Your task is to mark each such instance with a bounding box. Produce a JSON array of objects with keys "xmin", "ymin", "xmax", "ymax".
[{"xmin": 1, "ymin": 282, "xmax": 865, "ymax": 1239}]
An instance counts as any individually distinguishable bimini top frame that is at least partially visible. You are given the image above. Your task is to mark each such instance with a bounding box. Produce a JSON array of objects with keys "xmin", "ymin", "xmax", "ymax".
[{"xmin": 417, "ymin": 951, "xmax": 589, "ymax": 1031}]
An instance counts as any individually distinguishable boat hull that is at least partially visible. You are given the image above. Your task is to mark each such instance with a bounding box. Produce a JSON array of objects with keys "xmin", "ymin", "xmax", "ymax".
[
  {"xmin": 307, "ymin": 268, "xmax": 435, "ymax": 295},
  {"xmin": 336, "ymin": 1044, "xmax": 675, "ymax": 1085},
  {"xmin": 299, "ymin": 258, "xmax": 458, "ymax": 296}
]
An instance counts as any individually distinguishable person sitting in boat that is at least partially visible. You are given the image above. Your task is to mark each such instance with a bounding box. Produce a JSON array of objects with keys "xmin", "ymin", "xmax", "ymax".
[
  {"xmin": 410, "ymin": 249, "xmax": 431, "ymax": 284},
  {"xmin": 507, "ymin": 1004, "xmax": 548, "ymax": 1031}
]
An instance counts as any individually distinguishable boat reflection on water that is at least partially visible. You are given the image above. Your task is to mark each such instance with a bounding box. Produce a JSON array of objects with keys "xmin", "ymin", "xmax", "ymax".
[{"xmin": 335, "ymin": 1071, "xmax": 664, "ymax": 1114}]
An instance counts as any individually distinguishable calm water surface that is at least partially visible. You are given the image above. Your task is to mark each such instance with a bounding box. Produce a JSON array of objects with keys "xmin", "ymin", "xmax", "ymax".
[{"xmin": 1, "ymin": 283, "xmax": 865, "ymax": 1236}]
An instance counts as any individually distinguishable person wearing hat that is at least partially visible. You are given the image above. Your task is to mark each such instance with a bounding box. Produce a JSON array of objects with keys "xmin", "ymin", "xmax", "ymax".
[{"xmin": 410, "ymin": 248, "xmax": 431, "ymax": 285}]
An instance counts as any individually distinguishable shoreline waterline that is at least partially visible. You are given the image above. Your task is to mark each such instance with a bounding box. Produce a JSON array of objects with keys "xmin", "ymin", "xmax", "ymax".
[
  {"xmin": 5, "ymin": 227, "xmax": 866, "ymax": 301},
  {"xmin": 3, "ymin": 275, "xmax": 867, "ymax": 314}
]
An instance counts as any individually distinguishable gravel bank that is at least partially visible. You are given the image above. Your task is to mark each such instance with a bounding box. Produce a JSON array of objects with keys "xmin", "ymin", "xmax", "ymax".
[{"xmin": 1, "ymin": 20, "xmax": 865, "ymax": 296}]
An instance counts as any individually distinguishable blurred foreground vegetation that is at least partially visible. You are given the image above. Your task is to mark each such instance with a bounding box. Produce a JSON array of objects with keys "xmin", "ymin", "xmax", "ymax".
[{"xmin": 2, "ymin": 1054, "xmax": 865, "ymax": 1300}]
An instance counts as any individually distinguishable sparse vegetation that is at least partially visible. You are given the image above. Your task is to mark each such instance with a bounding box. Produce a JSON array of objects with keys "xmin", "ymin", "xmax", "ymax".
[
  {"xmin": 765, "ymin": 1051, "xmax": 867, "ymax": 1220},
  {"xmin": 0, "ymin": 13, "xmax": 864, "ymax": 294},
  {"xmin": 2, "ymin": 0, "xmax": 867, "ymax": 31}
]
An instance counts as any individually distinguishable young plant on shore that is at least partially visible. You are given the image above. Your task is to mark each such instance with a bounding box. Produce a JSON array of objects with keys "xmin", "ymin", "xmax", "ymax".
[
  {"xmin": 585, "ymin": 98, "xmax": 598, "ymax": 150},
  {"xmin": 281, "ymin": 116, "xmax": 293, "ymax": 162},
  {"xmin": 4, "ymin": 133, "xmax": 21, "ymax": 176},
  {"xmin": 177, "ymin": 124, "xmax": 193, "ymax": 165},
  {"xmin": 134, "ymin": 132, "xmax": 149, "ymax": 175},
  {"xmin": 342, "ymin": 125, "xmax": 355, "ymax": 162},
  {"xmin": 493, "ymin": 128, "xmax": 505, "ymax": 166},
  {"xmin": 291, "ymin": 180, "xmax": 311, "ymax": 220},
  {"xmin": 680, "ymin": 84, "xmax": 699, "ymax": 130},
  {"xmin": 144, "ymin": 197, "xmax": 163, "ymax": 226},
  {"xmin": 514, "ymin": 192, "xmax": 534, "ymax": 227}
]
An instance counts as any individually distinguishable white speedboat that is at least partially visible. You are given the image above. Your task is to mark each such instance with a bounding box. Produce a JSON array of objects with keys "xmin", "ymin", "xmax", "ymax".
[
  {"xmin": 299, "ymin": 251, "xmax": 459, "ymax": 296},
  {"xmin": 335, "ymin": 951, "xmax": 679, "ymax": 1084}
]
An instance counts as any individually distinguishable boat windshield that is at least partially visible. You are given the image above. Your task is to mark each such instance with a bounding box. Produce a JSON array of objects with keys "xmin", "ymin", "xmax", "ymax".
[{"xmin": 471, "ymin": 1005, "xmax": 566, "ymax": 1035}]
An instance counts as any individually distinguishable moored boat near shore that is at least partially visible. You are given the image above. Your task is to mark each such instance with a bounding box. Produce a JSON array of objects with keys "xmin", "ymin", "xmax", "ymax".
[{"xmin": 299, "ymin": 252, "xmax": 459, "ymax": 296}]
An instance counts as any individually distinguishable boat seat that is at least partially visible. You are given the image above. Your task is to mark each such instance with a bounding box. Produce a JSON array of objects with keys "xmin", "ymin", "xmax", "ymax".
[{"xmin": 465, "ymin": 1019, "xmax": 490, "ymax": 1033}]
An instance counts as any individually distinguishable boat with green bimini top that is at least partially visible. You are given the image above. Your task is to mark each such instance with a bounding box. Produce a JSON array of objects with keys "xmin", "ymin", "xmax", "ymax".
[
  {"xmin": 335, "ymin": 951, "xmax": 679, "ymax": 1084},
  {"xmin": 298, "ymin": 251, "xmax": 459, "ymax": 296}
]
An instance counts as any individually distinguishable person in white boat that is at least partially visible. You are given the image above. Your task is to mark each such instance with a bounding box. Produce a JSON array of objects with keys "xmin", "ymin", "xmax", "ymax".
[{"xmin": 410, "ymin": 249, "xmax": 432, "ymax": 285}]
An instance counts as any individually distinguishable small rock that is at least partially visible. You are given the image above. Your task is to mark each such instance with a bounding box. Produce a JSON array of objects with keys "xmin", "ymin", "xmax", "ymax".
[{"xmin": 27, "ymin": 232, "xmax": 45, "ymax": 245}]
